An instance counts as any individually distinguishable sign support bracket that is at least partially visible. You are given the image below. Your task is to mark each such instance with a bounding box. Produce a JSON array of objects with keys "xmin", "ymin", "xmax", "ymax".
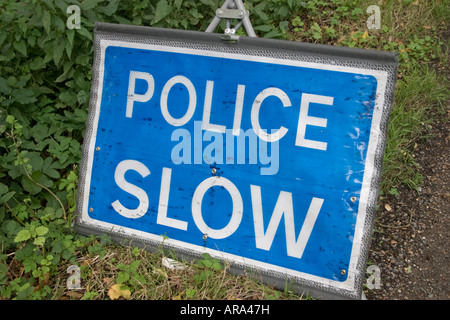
[{"xmin": 205, "ymin": 0, "xmax": 256, "ymax": 41}]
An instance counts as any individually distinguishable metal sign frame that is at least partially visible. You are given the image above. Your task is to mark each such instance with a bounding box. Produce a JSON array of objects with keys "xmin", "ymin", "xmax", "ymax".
[{"xmin": 75, "ymin": 22, "xmax": 398, "ymax": 299}]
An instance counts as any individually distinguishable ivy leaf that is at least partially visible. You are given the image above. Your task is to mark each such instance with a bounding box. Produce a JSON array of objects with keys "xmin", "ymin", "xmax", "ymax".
[{"xmin": 14, "ymin": 229, "xmax": 31, "ymax": 242}]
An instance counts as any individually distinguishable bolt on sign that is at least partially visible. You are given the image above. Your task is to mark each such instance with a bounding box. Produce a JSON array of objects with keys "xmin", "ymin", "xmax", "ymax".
[{"xmin": 75, "ymin": 22, "xmax": 398, "ymax": 299}]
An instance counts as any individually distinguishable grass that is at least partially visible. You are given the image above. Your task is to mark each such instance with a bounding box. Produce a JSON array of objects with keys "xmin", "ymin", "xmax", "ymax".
[
  {"xmin": 53, "ymin": 237, "xmax": 305, "ymax": 300},
  {"xmin": 381, "ymin": 65, "xmax": 448, "ymax": 192}
]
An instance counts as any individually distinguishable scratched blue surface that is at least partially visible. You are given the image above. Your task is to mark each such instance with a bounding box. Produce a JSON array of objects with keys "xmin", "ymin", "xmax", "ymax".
[{"xmin": 88, "ymin": 45, "xmax": 378, "ymax": 281}]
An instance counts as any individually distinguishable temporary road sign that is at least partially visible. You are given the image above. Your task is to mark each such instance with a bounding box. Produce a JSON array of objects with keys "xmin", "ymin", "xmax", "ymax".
[{"xmin": 76, "ymin": 22, "xmax": 398, "ymax": 299}]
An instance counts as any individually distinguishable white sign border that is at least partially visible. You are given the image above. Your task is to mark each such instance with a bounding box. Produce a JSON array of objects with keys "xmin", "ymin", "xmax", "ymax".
[{"xmin": 77, "ymin": 37, "xmax": 389, "ymax": 299}]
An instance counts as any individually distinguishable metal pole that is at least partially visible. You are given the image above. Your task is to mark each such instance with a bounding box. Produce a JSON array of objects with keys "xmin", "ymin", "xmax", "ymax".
[{"xmin": 205, "ymin": 0, "xmax": 256, "ymax": 38}]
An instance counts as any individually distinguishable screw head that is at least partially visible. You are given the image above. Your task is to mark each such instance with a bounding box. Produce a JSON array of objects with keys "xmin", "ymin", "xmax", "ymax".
[
  {"xmin": 341, "ymin": 269, "xmax": 346, "ymax": 275},
  {"xmin": 89, "ymin": 208, "xmax": 94, "ymax": 213},
  {"xmin": 96, "ymin": 146, "xmax": 100, "ymax": 151},
  {"xmin": 211, "ymin": 168, "xmax": 217, "ymax": 175},
  {"xmin": 351, "ymin": 196, "xmax": 357, "ymax": 203}
]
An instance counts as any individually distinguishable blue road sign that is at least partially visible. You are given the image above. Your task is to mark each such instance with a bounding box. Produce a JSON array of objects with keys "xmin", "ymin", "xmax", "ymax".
[{"xmin": 76, "ymin": 23, "xmax": 398, "ymax": 299}]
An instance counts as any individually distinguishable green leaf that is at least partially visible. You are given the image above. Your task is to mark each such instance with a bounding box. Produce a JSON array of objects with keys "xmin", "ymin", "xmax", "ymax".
[
  {"xmin": 30, "ymin": 57, "xmax": 46, "ymax": 70},
  {"xmin": 15, "ymin": 283, "xmax": 34, "ymax": 299},
  {"xmin": 23, "ymin": 258, "xmax": 36, "ymax": 273},
  {"xmin": 35, "ymin": 226, "xmax": 49, "ymax": 236},
  {"xmin": 116, "ymin": 271, "xmax": 130, "ymax": 284},
  {"xmin": 0, "ymin": 191, "xmax": 16, "ymax": 203},
  {"xmin": 278, "ymin": 5, "xmax": 289, "ymax": 18},
  {"xmin": 129, "ymin": 260, "xmax": 141, "ymax": 272},
  {"xmin": 0, "ymin": 183, "xmax": 7, "ymax": 195},
  {"xmin": 34, "ymin": 236, "xmax": 46, "ymax": 246},
  {"xmin": 53, "ymin": 39, "xmax": 65, "ymax": 66},
  {"xmin": 77, "ymin": 27, "xmax": 92, "ymax": 41},
  {"xmin": 42, "ymin": 158, "xmax": 60, "ymax": 179},
  {"xmin": 201, "ymin": 253, "xmax": 211, "ymax": 259},
  {"xmin": 202, "ymin": 259, "xmax": 212, "ymax": 268},
  {"xmin": 13, "ymin": 40, "xmax": 27, "ymax": 56},
  {"xmin": 77, "ymin": 90, "xmax": 89, "ymax": 104},
  {"xmin": 65, "ymin": 36, "xmax": 73, "ymax": 59},
  {"xmin": 14, "ymin": 229, "xmax": 31, "ymax": 242},
  {"xmin": 3, "ymin": 220, "xmax": 21, "ymax": 236},
  {"xmin": 0, "ymin": 77, "xmax": 12, "ymax": 95},
  {"xmin": 12, "ymin": 88, "xmax": 37, "ymax": 105},
  {"xmin": 254, "ymin": 25, "xmax": 273, "ymax": 32},
  {"xmin": 80, "ymin": 0, "xmax": 104, "ymax": 10},
  {"xmin": 263, "ymin": 29, "xmax": 281, "ymax": 39},
  {"xmin": 98, "ymin": 0, "xmax": 120, "ymax": 16},
  {"xmin": 212, "ymin": 261, "xmax": 223, "ymax": 271},
  {"xmin": 279, "ymin": 21, "xmax": 289, "ymax": 33},
  {"xmin": 153, "ymin": 0, "xmax": 171, "ymax": 24},
  {"xmin": 59, "ymin": 91, "xmax": 77, "ymax": 105},
  {"xmin": 42, "ymin": 10, "xmax": 51, "ymax": 34},
  {"xmin": 66, "ymin": 29, "xmax": 74, "ymax": 47}
]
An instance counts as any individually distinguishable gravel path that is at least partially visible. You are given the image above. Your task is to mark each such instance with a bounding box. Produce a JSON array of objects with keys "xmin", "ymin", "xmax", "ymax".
[{"xmin": 364, "ymin": 111, "xmax": 449, "ymax": 300}]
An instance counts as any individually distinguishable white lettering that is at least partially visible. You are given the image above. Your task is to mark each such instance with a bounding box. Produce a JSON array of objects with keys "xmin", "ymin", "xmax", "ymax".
[
  {"xmin": 250, "ymin": 185, "xmax": 323, "ymax": 259},
  {"xmin": 160, "ymin": 75, "xmax": 196, "ymax": 126},
  {"xmin": 111, "ymin": 160, "xmax": 150, "ymax": 219},
  {"xmin": 126, "ymin": 71, "xmax": 154, "ymax": 118},
  {"xmin": 295, "ymin": 93, "xmax": 333, "ymax": 151},
  {"xmin": 192, "ymin": 176, "xmax": 243, "ymax": 239},
  {"xmin": 157, "ymin": 167, "xmax": 188, "ymax": 230},
  {"xmin": 232, "ymin": 84, "xmax": 246, "ymax": 136},
  {"xmin": 202, "ymin": 80, "xmax": 226, "ymax": 133},
  {"xmin": 251, "ymin": 87, "xmax": 291, "ymax": 142}
]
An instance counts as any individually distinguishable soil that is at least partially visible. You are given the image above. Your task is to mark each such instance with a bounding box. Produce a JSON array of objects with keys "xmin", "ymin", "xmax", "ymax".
[{"xmin": 364, "ymin": 109, "xmax": 449, "ymax": 300}]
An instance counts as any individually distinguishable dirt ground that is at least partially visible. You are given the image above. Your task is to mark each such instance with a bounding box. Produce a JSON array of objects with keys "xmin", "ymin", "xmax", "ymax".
[{"xmin": 364, "ymin": 108, "xmax": 449, "ymax": 300}]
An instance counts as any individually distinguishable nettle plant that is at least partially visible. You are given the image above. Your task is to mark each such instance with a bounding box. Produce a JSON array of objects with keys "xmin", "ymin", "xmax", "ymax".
[{"xmin": 0, "ymin": 0, "xmax": 308, "ymax": 300}]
